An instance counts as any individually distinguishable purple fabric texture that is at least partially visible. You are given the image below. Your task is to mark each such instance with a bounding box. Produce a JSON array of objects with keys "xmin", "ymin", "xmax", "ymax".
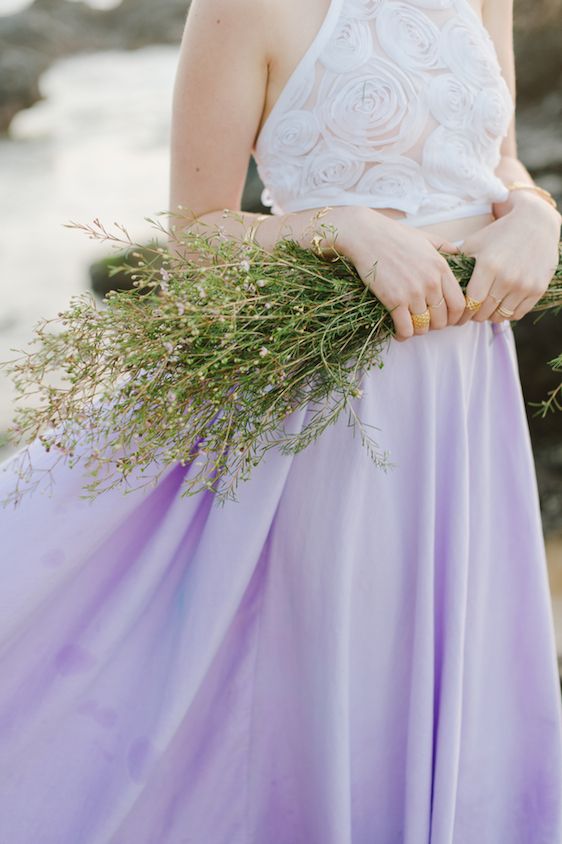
[{"xmin": 0, "ymin": 317, "xmax": 561, "ymax": 843}]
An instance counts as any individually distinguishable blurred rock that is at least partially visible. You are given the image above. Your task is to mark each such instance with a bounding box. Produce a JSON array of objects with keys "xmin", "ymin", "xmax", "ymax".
[
  {"xmin": 535, "ymin": 443, "xmax": 562, "ymax": 537},
  {"xmin": 512, "ymin": 306, "xmax": 562, "ymax": 534},
  {"xmin": 513, "ymin": 309, "xmax": 562, "ymax": 443},
  {"xmin": 89, "ymin": 249, "xmax": 150, "ymax": 298},
  {"xmin": 514, "ymin": 0, "xmax": 562, "ymax": 103},
  {"xmin": 103, "ymin": 0, "xmax": 190, "ymax": 47},
  {"xmin": 0, "ymin": 0, "xmax": 191, "ymax": 132},
  {"xmin": 0, "ymin": 47, "xmax": 44, "ymax": 130},
  {"xmin": 89, "ymin": 159, "xmax": 270, "ymax": 297},
  {"xmin": 2, "ymin": 0, "xmax": 562, "ymax": 132}
]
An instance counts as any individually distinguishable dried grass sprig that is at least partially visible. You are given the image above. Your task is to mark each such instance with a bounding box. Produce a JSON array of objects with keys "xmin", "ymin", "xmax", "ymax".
[{"xmin": 1, "ymin": 211, "xmax": 561, "ymax": 507}]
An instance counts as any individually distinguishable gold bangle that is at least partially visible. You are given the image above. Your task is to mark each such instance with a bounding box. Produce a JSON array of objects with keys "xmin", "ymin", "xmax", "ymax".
[{"xmin": 506, "ymin": 182, "xmax": 558, "ymax": 210}]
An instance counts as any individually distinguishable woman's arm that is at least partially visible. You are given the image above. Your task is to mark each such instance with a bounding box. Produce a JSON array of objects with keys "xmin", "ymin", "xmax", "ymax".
[
  {"xmin": 483, "ymin": 0, "xmax": 561, "ymax": 221},
  {"xmin": 168, "ymin": 0, "xmax": 359, "ymax": 258},
  {"xmin": 455, "ymin": 0, "xmax": 560, "ymax": 326},
  {"xmin": 167, "ymin": 0, "xmax": 466, "ymax": 340}
]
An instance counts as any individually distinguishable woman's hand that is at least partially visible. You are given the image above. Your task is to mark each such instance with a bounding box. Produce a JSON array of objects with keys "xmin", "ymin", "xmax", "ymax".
[
  {"xmin": 337, "ymin": 207, "xmax": 467, "ymax": 342},
  {"xmin": 456, "ymin": 193, "xmax": 561, "ymax": 326}
]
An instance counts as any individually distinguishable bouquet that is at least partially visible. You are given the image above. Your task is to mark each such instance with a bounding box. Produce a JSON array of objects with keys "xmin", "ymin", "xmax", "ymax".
[{"xmin": 1, "ymin": 210, "xmax": 561, "ymax": 507}]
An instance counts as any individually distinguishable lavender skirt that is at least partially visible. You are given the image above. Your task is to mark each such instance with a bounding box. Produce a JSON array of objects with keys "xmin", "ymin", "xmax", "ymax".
[{"xmin": 0, "ymin": 308, "xmax": 561, "ymax": 842}]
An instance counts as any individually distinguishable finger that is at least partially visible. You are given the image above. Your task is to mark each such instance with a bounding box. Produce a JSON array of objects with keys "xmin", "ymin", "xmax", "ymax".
[
  {"xmin": 427, "ymin": 292, "xmax": 448, "ymax": 330},
  {"xmin": 474, "ymin": 284, "xmax": 513, "ymax": 323},
  {"xmin": 421, "ymin": 233, "xmax": 461, "ymax": 254},
  {"xmin": 409, "ymin": 292, "xmax": 430, "ymax": 335},
  {"xmin": 456, "ymin": 232, "xmax": 481, "ymax": 257},
  {"xmin": 388, "ymin": 303, "xmax": 415, "ymax": 342},
  {"xmin": 457, "ymin": 261, "xmax": 496, "ymax": 325},
  {"xmin": 511, "ymin": 293, "xmax": 542, "ymax": 321},
  {"xmin": 426, "ymin": 272, "xmax": 456, "ymax": 330},
  {"xmin": 488, "ymin": 291, "xmax": 524, "ymax": 323},
  {"xmin": 441, "ymin": 268, "xmax": 467, "ymax": 325}
]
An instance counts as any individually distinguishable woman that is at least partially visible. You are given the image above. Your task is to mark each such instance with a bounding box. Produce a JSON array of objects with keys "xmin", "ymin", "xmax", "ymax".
[{"xmin": 0, "ymin": 0, "xmax": 561, "ymax": 841}]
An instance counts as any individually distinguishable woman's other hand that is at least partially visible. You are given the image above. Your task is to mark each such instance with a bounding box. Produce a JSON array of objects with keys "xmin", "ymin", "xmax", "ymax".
[
  {"xmin": 456, "ymin": 192, "xmax": 561, "ymax": 326},
  {"xmin": 337, "ymin": 207, "xmax": 467, "ymax": 343}
]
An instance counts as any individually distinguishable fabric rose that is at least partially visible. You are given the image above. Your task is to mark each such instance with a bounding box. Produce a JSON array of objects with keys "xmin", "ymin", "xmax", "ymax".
[
  {"xmin": 270, "ymin": 110, "xmax": 321, "ymax": 158},
  {"xmin": 301, "ymin": 145, "xmax": 365, "ymax": 194},
  {"xmin": 405, "ymin": 0, "xmax": 453, "ymax": 8},
  {"xmin": 260, "ymin": 187, "xmax": 285, "ymax": 216},
  {"xmin": 347, "ymin": 0, "xmax": 384, "ymax": 19},
  {"xmin": 422, "ymin": 125, "xmax": 497, "ymax": 197},
  {"xmin": 471, "ymin": 81, "xmax": 514, "ymax": 145},
  {"xmin": 320, "ymin": 17, "xmax": 373, "ymax": 73},
  {"xmin": 376, "ymin": 2, "xmax": 444, "ymax": 71},
  {"xmin": 440, "ymin": 18, "xmax": 502, "ymax": 88},
  {"xmin": 316, "ymin": 57, "xmax": 428, "ymax": 158},
  {"xmin": 256, "ymin": 159, "xmax": 302, "ymax": 207},
  {"xmin": 426, "ymin": 73, "xmax": 474, "ymax": 130},
  {"xmin": 356, "ymin": 156, "xmax": 426, "ymax": 211}
]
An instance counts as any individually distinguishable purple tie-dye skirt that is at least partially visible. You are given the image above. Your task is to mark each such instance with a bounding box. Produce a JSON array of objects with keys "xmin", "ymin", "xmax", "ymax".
[{"xmin": 0, "ymin": 314, "xmax": 561, "ymax": 843}]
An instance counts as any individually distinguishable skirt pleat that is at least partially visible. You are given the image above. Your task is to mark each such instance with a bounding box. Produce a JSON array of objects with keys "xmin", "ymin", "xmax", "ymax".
[{"xmin": 0, "ymin": 318, "xmax": 560, "ymax": 843}]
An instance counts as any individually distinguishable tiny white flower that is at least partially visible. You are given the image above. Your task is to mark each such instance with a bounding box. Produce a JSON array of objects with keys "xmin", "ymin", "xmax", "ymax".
[
  {"xmin": 240, "ymin": 259, "xmax": 251, "ymax": 272},
  {"xmin": 256, "ymin": 278, "xmax": 267, "ymax": 287},
  {"xmin": 264, "ymin": 302, "xmax": 272, "ymax": 309},
  {"xmin": 160, "ymin": 267, "xmax": 171, "ymax": 282},
  {"xmin": 259, "ymin": 346, "xmax": 269, "ymax": 356},
  {"xmin": 163, "ymin": 341, "xmax": 174, "ymax": 354}
]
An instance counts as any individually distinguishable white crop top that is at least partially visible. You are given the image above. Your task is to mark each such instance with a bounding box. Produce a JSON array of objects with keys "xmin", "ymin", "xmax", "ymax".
[{"xmin": 252, "ymin": 0, "xmax": 514, "ymax": 225}]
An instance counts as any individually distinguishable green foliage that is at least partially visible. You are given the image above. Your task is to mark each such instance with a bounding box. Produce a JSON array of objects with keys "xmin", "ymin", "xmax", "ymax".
[{"xmin": 1, "ymin": 212, "xmax": 561, "ymax": 507}]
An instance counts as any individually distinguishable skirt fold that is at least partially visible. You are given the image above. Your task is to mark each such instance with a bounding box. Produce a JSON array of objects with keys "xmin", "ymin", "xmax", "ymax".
[{"xmin": 0, "ymin": 319, "xmax": 561, "ymax": 843}]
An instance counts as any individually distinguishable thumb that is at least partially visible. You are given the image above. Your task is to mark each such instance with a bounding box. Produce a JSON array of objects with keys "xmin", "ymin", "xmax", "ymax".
[
  {"xmin": 420, "ymin": 232, "xmax": 461, "ymax": 254},
  {"xmin": 454, "ymin": 231, "xmax": 481, "ymax": 256}
]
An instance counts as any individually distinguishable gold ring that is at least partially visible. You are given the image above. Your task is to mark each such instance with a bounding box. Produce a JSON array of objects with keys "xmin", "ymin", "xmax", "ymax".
[
  {"xmin": 496, "ymin": 304, "xmax": 515, "ymax": 319},
  {"xmin": 428, "ymin": 295, "xmax": 445, "ymax": 309},
  {"xmin": 465, "ymin": 295, "xmax": 483, "ymax": 312},
  {"xmin": 410, "ymin": 308, "xmax": 431, "ymax": 329}
]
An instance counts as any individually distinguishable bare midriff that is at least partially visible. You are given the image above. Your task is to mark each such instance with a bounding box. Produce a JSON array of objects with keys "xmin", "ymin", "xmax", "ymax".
[{"xmin": 374, "ymin": 208, "xmax": 495, "ymax": 244}]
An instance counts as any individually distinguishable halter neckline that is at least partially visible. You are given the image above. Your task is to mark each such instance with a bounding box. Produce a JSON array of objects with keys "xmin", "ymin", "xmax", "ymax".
[
  {"xmin": 254, "ymin": 0, "xmax": 345, "ymax": 154},
  {"xmin": 252, "ymin": 0, "xmax": 514, "ymax": 221}
]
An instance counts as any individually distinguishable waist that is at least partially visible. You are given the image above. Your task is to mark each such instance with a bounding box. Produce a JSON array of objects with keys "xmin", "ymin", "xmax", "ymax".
[
  {"xmin": 384, "ymin": 201, "xmax": 494, "ymax": 244},
  {"xmin": 274, "ymin": 199, "xmax": 494, "ymax": 245}
]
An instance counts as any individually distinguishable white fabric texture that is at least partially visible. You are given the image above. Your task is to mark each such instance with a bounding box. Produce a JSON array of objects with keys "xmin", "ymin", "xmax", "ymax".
[{"xmin": 253, "ymin": 0, "xmax": 514, "ymax": 220}]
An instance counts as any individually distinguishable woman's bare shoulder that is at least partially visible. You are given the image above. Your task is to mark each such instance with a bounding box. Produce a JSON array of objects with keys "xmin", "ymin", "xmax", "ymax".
[
  {"xmin": 182, "ymin": 0, "xmax": 326, "ymax": 76},
  {"xmin": 184, "ymin": 0, "xmax": 269, "ymax": 44}
]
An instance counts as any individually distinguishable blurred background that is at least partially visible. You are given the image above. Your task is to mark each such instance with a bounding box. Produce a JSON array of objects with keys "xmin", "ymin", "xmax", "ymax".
[{"xmin": 0, "ymin": 0, "xmax": 561, "ymax": 667}]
